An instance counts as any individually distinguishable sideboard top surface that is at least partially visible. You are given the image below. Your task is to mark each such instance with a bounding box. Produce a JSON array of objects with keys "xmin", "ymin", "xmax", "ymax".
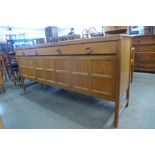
[{"xmin": 15, "ymin": 34, "xmax": 131, "ymax": 50}]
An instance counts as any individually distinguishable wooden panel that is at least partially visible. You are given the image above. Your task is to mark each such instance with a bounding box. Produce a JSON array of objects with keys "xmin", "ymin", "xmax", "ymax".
[
  {"xmin": 135, "ymin": 45, "xmax": 155, "ymax": 53},
  {"xmin": 90, "ymin": 56, "xmax": 115, "ymax": 97},
  {"xmin": 35, "ymin": 58, "xmax": 44, "ymax": 68},
  {"xmin": 35, "ymin": 69, "xmax": 44, "ymax": 80},
  {"xmin": 22, "ymin": 67, "xmax": 35, "ymax": 79},
  {"xmin": 72, "ymin": 75, "xmax": 90, "ymax": 90},
  {"xmin": 133, "ymin": 35, "xmax": 155, "ymax": 72},
  {"xmin": 24, "ymin": 58, "xmax": 34, "ymax": 67},
  {"xmin": 44, "ymin": 57, "xmax": 55, "ymax": 69},
  {"xmin": 133, "ymin": 36, "xmax": 155, "ymax": 45},
  {"xmin": 70, "ymin": 58, "xmax": 90, "ymax": 91},
  {"xmin": 91, "ymin": 78, "xmax": 113, "ymax": 95},
  {"xmin": 135, "ymin": 53, "xmax": 155, "ymax": 69},
  {"xmin": 55, "ymin": 58, "xmax": 69, "ymax": 86},
  {"xmin": 44, "ymin": 70, "xmax": 55, "ymax": 82},
  {"xmin": 20, "ymin": 67, "xmax": 27, "ymax": 75},
  {"xmin": 56, "ymin": 72, "xmax": 70, "ymax": 86},
  {"xmin": 43, "ymin": 57, "xmax": 55, "ymax": 83},
  {"xmin": 55, "ymin": 58, "xmax": 69, "ymax": 71},
  {"xmin": 91, "ymin": 59, "xmax": 113, "ymax": 76},
  {"xmin": 71, "ymin": 59, "xmax": 89, "ymax": 73},
  {"xmin": 120, "ymin": 39, "xmax": 131, "ymax": 96},
  {"xmin": 19, "ymin": 58, "xmax": 25, "ymax": 66}
]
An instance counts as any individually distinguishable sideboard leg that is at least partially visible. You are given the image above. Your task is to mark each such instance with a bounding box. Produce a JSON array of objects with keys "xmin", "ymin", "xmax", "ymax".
[
  {"xmin": 21, "ymin": 77, "xmax": 26, "ymax": 91},
  {"xmin": 126, "ymin": 87, "xmax": 130, "ymax": 107},
  {"xmin": 114, "ymin": 99, "xmax": 120, "ymax": 128}
]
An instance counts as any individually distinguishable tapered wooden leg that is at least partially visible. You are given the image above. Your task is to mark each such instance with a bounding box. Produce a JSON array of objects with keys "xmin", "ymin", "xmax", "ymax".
[
  {"xmin": 126, "ymin": 87, "xmax": 130, "ymax": 107},
  {"xmin": 21, "ymin": 77, "xmax": 26, "ymax": 91},
  {"xmin": 114, "ymin": 99, "xmax": 120, "ymax": 128}
]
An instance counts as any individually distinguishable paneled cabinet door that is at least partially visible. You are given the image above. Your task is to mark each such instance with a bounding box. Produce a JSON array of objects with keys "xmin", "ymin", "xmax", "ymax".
[
  {"xmin": 70, "ymin": 56, "xmax": 116, "ymax": 98},
  {"xmin": 19, "ymin": 57, "xmax": 35, "ymax": 79},
  {"xmin": 55, "ymin": 57, "xmax": 70, "ymax": 87},
  {"xmin": 90, "ymin": 56, "xmax": 116, "ymax": 98},
  {"xmin": 34, "ymin": 57, "xmax": 44, "ymax": 81}
]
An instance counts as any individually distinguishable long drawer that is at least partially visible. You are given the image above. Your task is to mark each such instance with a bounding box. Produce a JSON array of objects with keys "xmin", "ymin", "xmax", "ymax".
[{"xmin": 59, "ymin": 41, "xmax": 116, "ymax": 55}]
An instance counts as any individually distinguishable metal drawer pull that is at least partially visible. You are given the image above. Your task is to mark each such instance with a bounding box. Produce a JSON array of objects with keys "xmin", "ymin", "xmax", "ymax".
[
  {"xmin": 85, "ymin": 46, "xmax": 91, "ymax": 54},
  {"xmin": 35, "ymin": 50, "xmax": 38, "ymax": 55},
  {"xmin": 22, "ymin": 52, "xmax": 25, "ymax": 56},
  {"xmin": 56, "ymin": 49, "xmax": 62, "ymax": 55}
]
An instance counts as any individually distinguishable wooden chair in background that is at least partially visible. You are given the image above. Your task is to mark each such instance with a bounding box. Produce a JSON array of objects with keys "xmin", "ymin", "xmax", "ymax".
[
  {"xmin": 2, "ymin": 52, "xmax": 20, "ymax": 86},
  {"xmin": 0, "ymin": 53, "xmax": 6, "ymax": 92}
]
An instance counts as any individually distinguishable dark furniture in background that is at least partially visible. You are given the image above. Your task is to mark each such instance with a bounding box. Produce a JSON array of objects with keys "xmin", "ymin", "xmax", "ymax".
[
  {"xmin": 132, "ymin": 34, "xmax": 155, "ymax": 72},
  {"xmin": 45, "ymin": 26, "xmax": 58, "ymax": 43},
  {"xmin": 0, "ymin": 53, "xmax": 5, "ymax": 92}
]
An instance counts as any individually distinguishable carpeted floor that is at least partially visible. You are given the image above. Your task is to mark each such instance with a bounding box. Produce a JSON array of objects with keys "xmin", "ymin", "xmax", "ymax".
[{"xmin": 0, "ymin": 72, "xmax": 155, "ymax": 129}]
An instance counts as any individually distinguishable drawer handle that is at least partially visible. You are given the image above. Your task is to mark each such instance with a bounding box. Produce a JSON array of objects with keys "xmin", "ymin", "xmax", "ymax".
[
  {"xmin": 22, "ymin": 52, "xmax": 25, "ymax": 56},
  {"xmin": 56, "ymin": 49, "xmax": 62, "ymax": 55},
  {"xmin": 35, "ymin": 50, "xmax": 38, "ymax": 55},
  {"xmin": 85, "ymin": 46, "xmax": 91, "ymax": 54},
  {"xmin": 132, "ymin": 47, "xmax": 135, "ymax": 51}
]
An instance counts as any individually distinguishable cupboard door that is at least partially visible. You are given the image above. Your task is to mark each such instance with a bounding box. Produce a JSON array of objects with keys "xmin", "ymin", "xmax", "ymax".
[
  {"xmin": 34, "ymin": 57, "xmax": 44, "ymax": 81},
  {"xmin": 55, "ymin": 57, "xmax": 70, "ymax": 87},
  {"xmin": 70, "ymin": 56, "xmax": 116, "ymax": 98},
  {"xmin": 44, "ymin": 57, "xmax": 55, "ymax": 83},
  {"xmin": 70, "ymin": 57, "xmax": 90, "ymax": 91},
  {"xmin": 90, "ymin": 56, "xmax": 116, "ymax": 98},
  {"xmin": 135, "ymin": 52, "xmax": 155, "ymax": 71},
  {"xmin": 20, "ymin": 57, "xmax": 35, "ymax": 80}
]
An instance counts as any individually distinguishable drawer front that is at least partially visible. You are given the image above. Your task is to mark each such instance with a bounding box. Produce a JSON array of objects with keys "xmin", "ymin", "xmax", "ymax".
[
  {"xmin": 87, "ymin": 41, "xmax": 116, "ymax": 54},
  {"xmin": 135, "ymin": 45, "xmax": 155, "ymax": 53},
  {"xmin": 16, "ymin": 47, "xmax": 58, "ymax": 56},
  {"xmin": 135, "ymin": 53, "xmax": 155, "ymax": 70},
  {"xmin": 133, "ymin": 36, "xmax": 155, "ymax": 45},
  {"xmin": 16, "ymin": 50, "xmax": 36, "ymax": 56},
  {"xmin": 59, "ymin": 41, "xmax": 116, "ymax": 55},
  {"xmin": 16, "ymin": 50, "xmax": 25, "ymax": 56},
  {"xmin": 36, "ymin": 47, "xmax": 58, "ymax": 55}
]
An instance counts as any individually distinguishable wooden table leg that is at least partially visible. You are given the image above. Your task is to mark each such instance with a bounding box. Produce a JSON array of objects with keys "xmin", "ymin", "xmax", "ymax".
[
  {"xmin": 114, "ymin": 98, "xmax": 120, "ymax": 128},
  {"xmin": 126, "ymin": 87, "xmax": 130, "ymax": 107}
]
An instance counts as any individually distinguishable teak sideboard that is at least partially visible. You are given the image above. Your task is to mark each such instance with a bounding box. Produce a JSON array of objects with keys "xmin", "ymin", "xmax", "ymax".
[{"xmin": 16, "ymin": 35, "xmax": 131, "ymax": 128}]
